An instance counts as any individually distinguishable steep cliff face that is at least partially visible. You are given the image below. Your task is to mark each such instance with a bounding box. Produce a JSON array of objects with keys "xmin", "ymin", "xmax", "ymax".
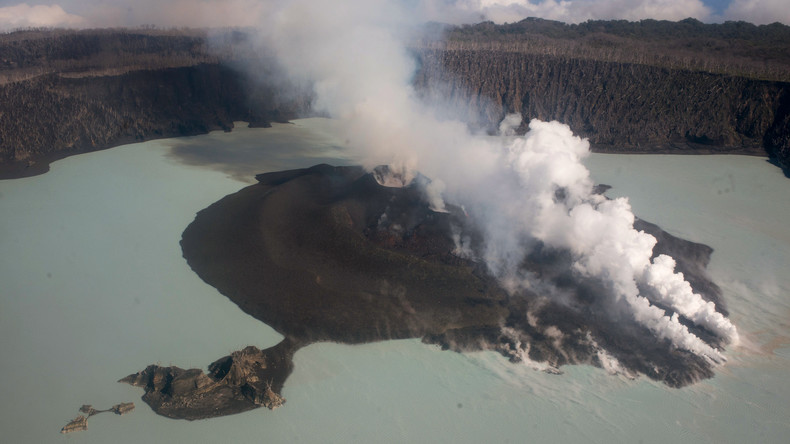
[
  {"xmin": 0, "ymin": 63, "xmax": 305, "ymax": 178},
  {"xmin": 2, "ymin": 45, "xmax": 789, "ymax": 178},
  {"xmin": 414, "ymin": 49, "xmax": 790, "ymax": 168},
  {"xmin": 764, "ymin": 88, "xmax": 790, "ymax": 170}
]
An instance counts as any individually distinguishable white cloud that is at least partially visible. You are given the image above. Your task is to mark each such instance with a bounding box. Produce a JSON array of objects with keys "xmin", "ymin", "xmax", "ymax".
[
  {"xmin": 419, "ymin": 0, "xmax": 713, "ymax": 24},
  {"xmin": 723, "ymin": 0, "xmax": 790, "ymax": 24},
  {"xmin": 77, "ymin": 0, "xmax": 269, "ymax": 29},
  {"xmin": 0, "ymin": 3, "xmax": 86, "ymax": 30},
  {"xmin": 2, "ymin": 1, "xmax": 786, "ymax": 31},
  {"xmin": 0, "ymin": 1, "xmax": 271, "ymax": 30}
]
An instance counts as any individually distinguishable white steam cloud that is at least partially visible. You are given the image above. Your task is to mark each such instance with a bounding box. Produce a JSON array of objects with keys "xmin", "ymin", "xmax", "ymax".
[
  {"xmin": 722, "ymin": 0, "xmax": 790, "ymax": 25},
  {"xmin": 0, "ymin": 3, "xmax": 85, "ymax": 30},
  {"xmin": 417, "ymin": 0, "xmax": 713, "ymax": 24},
  {"xmin": 257, "ymin": 0, "xmax": 738, "ymax": 363}
]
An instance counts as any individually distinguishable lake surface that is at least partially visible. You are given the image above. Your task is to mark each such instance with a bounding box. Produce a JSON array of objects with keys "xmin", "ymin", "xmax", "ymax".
[{"xmin": 1, "ymin": 120, "xmax": 788, "ymax": 443}]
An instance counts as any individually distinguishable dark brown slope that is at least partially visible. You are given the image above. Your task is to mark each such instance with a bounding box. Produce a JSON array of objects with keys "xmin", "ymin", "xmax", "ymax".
[{"xmin": 180, "ymin": 164, "xmax": 508, "ymax": 344}]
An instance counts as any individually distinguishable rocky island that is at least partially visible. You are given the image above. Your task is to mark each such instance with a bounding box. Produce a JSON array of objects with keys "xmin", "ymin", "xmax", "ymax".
[
  {"xmin": 60, "ymin": 402, "xmax": 135, "ymax": 433},
  {"xmin": 121, "ymin": 344, "xmax": 289, "ymax": 420},
  {"xmin": 123, "ymin": 164, "xmax": 733, "ymax": 419}
]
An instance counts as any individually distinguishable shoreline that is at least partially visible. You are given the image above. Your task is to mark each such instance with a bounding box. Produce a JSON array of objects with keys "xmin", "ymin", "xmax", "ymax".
[
  {"xmin": 589, "ymin": 143, "xmax": 766, "ymax": 157},
  {"xmin": 0, "ymin": 120, "xmax": 276, "ymax": 181},
  {"xmin": 0, "ymin": 127, "xmax": 773, "ymax": 181}
]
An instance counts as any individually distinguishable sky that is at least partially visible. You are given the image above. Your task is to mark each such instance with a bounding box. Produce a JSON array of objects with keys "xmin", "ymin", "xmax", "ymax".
[{"xmin": 0, "ymin": 0, "xmax": 787, "ymax": 31}]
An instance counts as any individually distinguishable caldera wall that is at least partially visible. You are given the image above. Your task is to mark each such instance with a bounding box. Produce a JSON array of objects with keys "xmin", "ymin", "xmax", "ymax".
[
  {"xmin": 0, "ymin": 62, "xmax": 305, "ymax": 178},
  {"xmin": 413, "ymin": 49, "xmax": 790, "ymax": 168},
  {"xmin": 2, "ymin": 42, "xmax": 789, "ymax": 176}
]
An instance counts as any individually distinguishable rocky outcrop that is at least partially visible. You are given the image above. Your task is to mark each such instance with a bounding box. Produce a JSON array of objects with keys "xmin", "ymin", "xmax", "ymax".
[
  {"xmin": 60, "ymin": 415, "xmax": 88, "ymax": 434},
  {"xmin": 413, "ymin": 49, "xmax": 790, "ymax": 170},
  {"xmin": 60, "ymin": 402, "xmax": 135, "ymax": 433},
  {"xmin": 111, "ymin": 402, "xmax": 135, "ymax": 415},
  {"xmin": 121, "ymin": 340, "xmax": 296, "ymax": 420}
]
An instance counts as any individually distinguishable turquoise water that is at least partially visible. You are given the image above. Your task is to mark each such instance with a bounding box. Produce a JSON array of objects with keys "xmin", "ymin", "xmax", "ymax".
[{"xmin": 0, "ymin": 121, "xmax": 788, "ymax": 442}]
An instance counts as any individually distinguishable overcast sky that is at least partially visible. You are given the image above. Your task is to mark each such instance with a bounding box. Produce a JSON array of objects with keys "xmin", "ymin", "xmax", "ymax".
[{"xmin": 0, "ymin": 0, "xmax": 787, "ymax": 31}]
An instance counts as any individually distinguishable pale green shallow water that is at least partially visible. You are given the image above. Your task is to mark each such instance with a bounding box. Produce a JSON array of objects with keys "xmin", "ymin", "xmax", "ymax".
[{"xmin": 0, "ymin": 120, "xmax": 788, "ymax": 443}]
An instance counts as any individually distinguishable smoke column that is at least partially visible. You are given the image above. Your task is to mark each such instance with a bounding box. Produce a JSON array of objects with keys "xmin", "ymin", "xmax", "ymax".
[{"xmin": 257, "ymin": 0, "xmax": 737, "ymax": 362}]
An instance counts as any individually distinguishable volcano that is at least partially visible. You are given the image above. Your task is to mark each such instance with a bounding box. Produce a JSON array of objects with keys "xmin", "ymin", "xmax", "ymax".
[{"xmin": 122, "ymin": 164, "xmax": 731, "ymax": 420}]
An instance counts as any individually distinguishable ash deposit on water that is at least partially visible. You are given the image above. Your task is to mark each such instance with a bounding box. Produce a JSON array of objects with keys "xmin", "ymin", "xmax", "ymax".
[{"xmin": 124, "ymin": 0, "xmax": 738, "ymax": 419}]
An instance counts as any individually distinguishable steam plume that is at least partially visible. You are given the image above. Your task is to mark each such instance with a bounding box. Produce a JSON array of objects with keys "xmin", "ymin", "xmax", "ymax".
[{"xmin": 257, "ymin": 0, "xmax": 737, "ymax": 362}]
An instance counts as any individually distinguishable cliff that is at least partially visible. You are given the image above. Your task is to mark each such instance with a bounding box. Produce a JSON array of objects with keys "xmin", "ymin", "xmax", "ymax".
[
  {"xmin": 413, "ymin": 49, "xmax": 790, "ymax": 165},
  {"xmin": 1, "ymin": 23, "xmax": 789, "ymax": 177},
  {"xmin": 0, "ymin": 61, "xmax": 305, "ymax": 178},
  {"xmin": 0, "ymin": 28, "xmax": 215, "ymax": 83},
  {"xmin": 415, "ymin": 17, "xmax": 790, "ymax": 171}
]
